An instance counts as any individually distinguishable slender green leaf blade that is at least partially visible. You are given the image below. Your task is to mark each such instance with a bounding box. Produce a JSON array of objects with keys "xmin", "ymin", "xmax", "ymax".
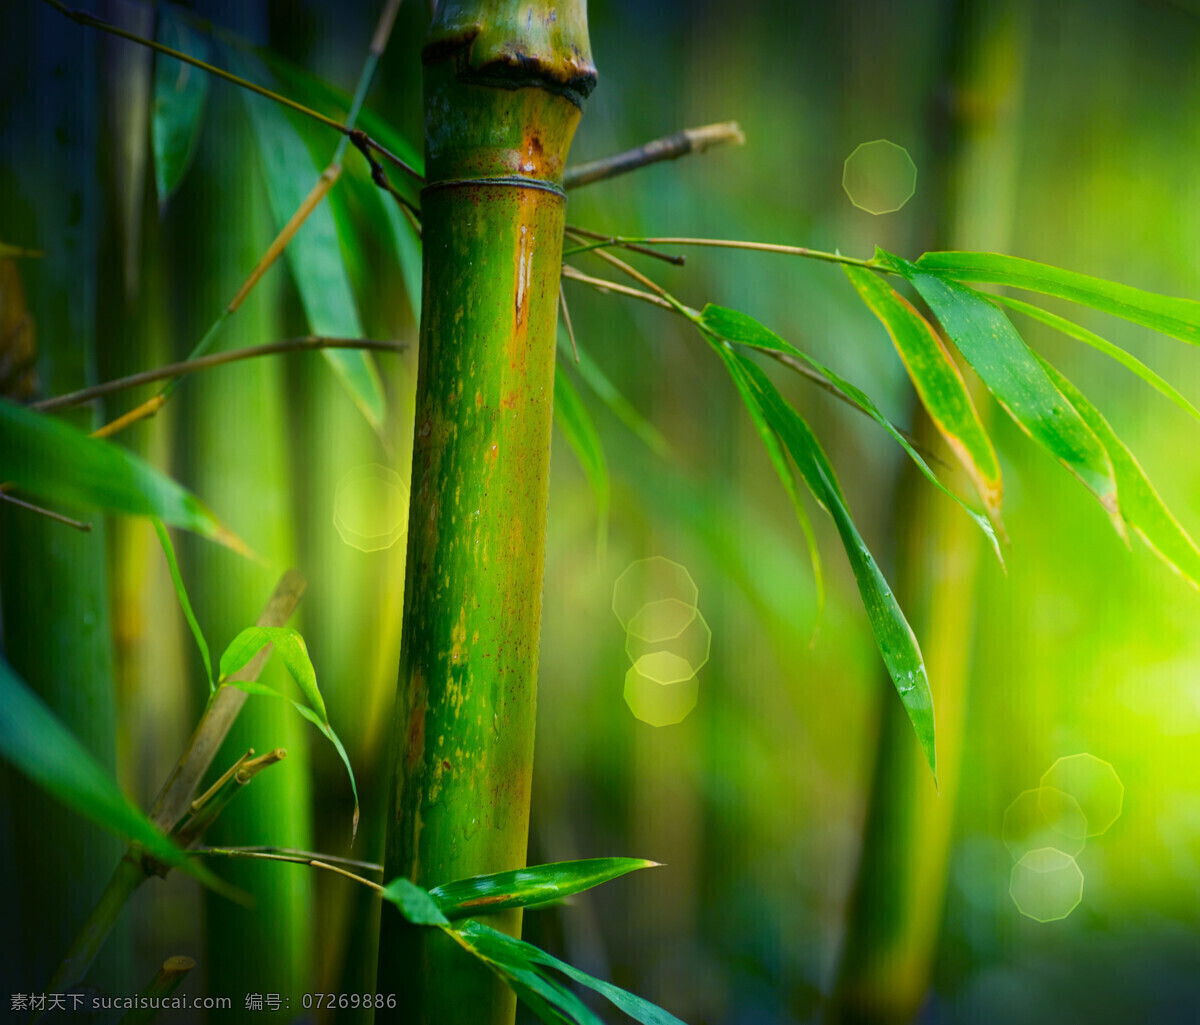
[
  {"xmin": 223, "ymin": 46, "xmax": 386, "ymax": 435},
  {"xmin": 842, "ymin": 267, "xmax": 1003, "ymax": 526},
  {"xmin": 884, "ymin": 253, "xmax": 1121, "ymax": 531},
  {"xmin": 1036, "ymin": 356, "xmax": 1200, "ymax": 589},
  {"xmin": 220, "ymin": 678, "xmax": 360, "ymax": 838},
  {"xmin": 151, "ymin": 6, "xmax": 209, "ymax": 206},
  {"xmin": 554, "ymin": 367, "xmax": 610, "ymax": 556},
  {"xmin": 707, "ymin": 338, "xmax": 825, "ymax": 616},
  {"xmin": 429, "ymin": 857, "xmax": 658, "ymax": 921},
  {"xmin": 992, "ymin": 294, "xmax": 1200, "ymax": 426},
  {"xmin": 0, "ymin": 658, "xmax": 214, "ymax": 883},
  {"xmin": 915, "ymin": 251, "xmax": 1200, "ymax": 345},
  {"xmin": 382, "ymin": 878, "xmax": 450, "ymax": 927},
  {"xmin": 151, "ymin": 518, "xmax": 212, "ymax": 690},
  {"xmin": 700, "ymin": 302, "xmax": 1000, "ymax": 560},
  {"xmin": 218, "ymin": 626, "xmax": 325, "ymax": 722},
  {"xmin": 0, "ymin": 399, "xmax": 245, "ymax": 552},
  {"xmin": 461, "ymin": 922, "xmax": 689, "ymax": 1025},
  {"xmin": 719, "ymin": 347, "xmax": 937, "ymax": 778}
]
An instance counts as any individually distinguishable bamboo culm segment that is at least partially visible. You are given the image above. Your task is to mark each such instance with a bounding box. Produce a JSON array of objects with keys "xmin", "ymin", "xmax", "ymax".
[{"xmin": 377, "ymin": 4, "xmax": 596, "ymax": 1023}]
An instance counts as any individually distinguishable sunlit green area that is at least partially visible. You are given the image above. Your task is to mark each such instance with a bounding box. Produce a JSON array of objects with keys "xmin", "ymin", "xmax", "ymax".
[{"xmin": 2, "ymin": 0, "xmax": 1198, "ymax": 1023}]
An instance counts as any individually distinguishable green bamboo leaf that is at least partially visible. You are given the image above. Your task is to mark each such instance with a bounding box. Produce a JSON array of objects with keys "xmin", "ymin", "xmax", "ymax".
[
  {"xmin": 460, "ymin": 921, "xmax": 689, "ymax": 1025},
  {"xmin": 429, "ymin": 857, "xmax": 658, "ymax": 920},
  {"xmin": 700, "ymin": 303, "xmax": 1001, "ymax": 561},
  {"xmin": 151, "ymin": 518, "xmax": 213, "ymax": 691},
  {"xmin": 218, "ymin": 626, "xmax": 327, "ymax": 722},
  {"xmin": 0, "ymin": 657, "xmax": 217, "ymax": 885},
  {"xmin": 1035, "ymin": 356, "xmax": 1200, "ymax": 589},
  {"xmin": 220, "ymin": 677, "xmax": 359, "ymax": 839},
  {"xmin": 0, "ymin": 399, "xmax": 246, "ymax": 553},
  {"xmin": 714, "ymin": 344, "xmax": 936, "ymax": 778},
  {"xmin": 992, "ymin": 294, "xmax": 1200, "ymax": 426},
  {"xmin": 554, "ymin": 367, "xmax": 610, "ymax": 556},
  {"xmin": 151, "ymin": 6, "xmax": 209, "ymax": 206},
  {"xmin": 558, "ymin": 333, "xmax": 674, "ymax": 459},
  {"xmin": 378, "ymin": 192, "xmax": 424, "ymax": 324},
  {"xmin": 381, "ymin": 878, "xmax": 451, "ymax": 927},
  {"xmin": 882, "ymin": 252, "xmax": 1122, "ymax": 532},
  {"xmin": 466, "ymin": 927, "xmax": 603, "ymax": 1025},
  {"xmin": 222, "ymin": 45, "xmax": 386, "ymax": 436},
  {"xmin": 915, "ymin": 250, "xmax": 1200, "ymax": 345},
  {"xmin": 841, "ymin": 266, "xmax": 1004, "ymax": 528},
  {"xmin": 705, "ymin": 337, "xmax": 825, "ymax": 615}
]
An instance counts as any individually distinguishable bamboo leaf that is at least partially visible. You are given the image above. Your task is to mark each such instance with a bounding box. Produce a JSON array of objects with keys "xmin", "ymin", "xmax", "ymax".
[
  {"xmin": 378, "ymin": 192, "xmax": 424, "ymax": 324},
  {"xmin": 0, "ymin": 657, "xmax": 215, "ymax": 885},
  {"xmin": 1035, "ymin": 356, "xmax": 1200, "ymax": 589},
  {"xmin": 701, "ymin": 303, "xmax": 1000, "ymax": 561},
  {"xmin": 381, "ymin": 878, "xmax": 451, "ymax": 927},
  {"xmin": 0, "ymin": 399, "xmax": 246, "ymax": 552},
  {"xmin": 218, "ymin": 626, "xmax": 327, "ymax": 722},
  {"xmin": 841, "ymin": 266, "xmax": 1004, "ymax": 528},
  {"xmin": 714, "ymin": 344, "xmax": 936, "ymax": 778},
  {"xmin": 429, "ymin": 857, "xmax": 658, "ymax": 920},
  {"xmin": 151, "ymin": 6, "xmax": 209, "ymax": 206},
  {"xmin": 151, "ymin": 518, "xmax": 213, "ymax": 691},
  {"xmin": 705, "ymin": 337, "xmax": 825, "ymax": 615},
  {"xmin": 915, "ymin": 250, "xmax": 1200, "ymax": 345},
  {"xmin": 992, "ymin": 294, "xmax": 1200, "ymax": 426},
  {"xmin": 222, "ymin": 45, "xmax": 386, "ymax": 436},
  {"xmin": 221, "ymin": 677, "xmax": 360, "ymax": 839},
  {"xmin": 460, "ymin": 921, "xmax": 689, "ymax": 1025},
  {"xmin": 558, "ymin": 333, "xmax": 674, "ymax": 459},
  {"xmin": 554, "ymin": 367, "xmax": 610, "ymax": 556},
  {"xmin": 882, "ymin": 252, "xmax": 1122, "ymax": 532}
]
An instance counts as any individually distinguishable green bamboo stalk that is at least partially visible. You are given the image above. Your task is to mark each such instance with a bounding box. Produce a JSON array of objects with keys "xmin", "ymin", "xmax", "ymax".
[
  {"xmin": 176, "ymin": 49, "xmax": 313, "ymax": 1000},
  {"xmin": 829, "ymin": 4, "xmax": 1029, "ymax": 1022},
  {"xmin": 0, "ymin": 3, "xmax": 129, "ymax": 998},
  {"xmin": 376, "ymin": 3, "xmax": 597, "ymax": 1022}
]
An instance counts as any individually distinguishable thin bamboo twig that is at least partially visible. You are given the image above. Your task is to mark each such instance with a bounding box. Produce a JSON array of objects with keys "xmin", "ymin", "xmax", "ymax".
[
  {"xmin": 191, "ymin": 849, "xmax": 386, "ymax": 894},
  {"xmin": 35, "ymin": 337, "xmax": 408, "ymax": 412},
  {"xmin": 0, "ymin": 491, "xmax": 92, "ymax": 532},
  {"xmin": 46, "ymin": 572, "xmax": 307, "ymax": 994},
  {"xmin": 564, "ymin": 225, "xmax": 684, "ymax": 266},
  {"xmin": 118, "ymin": 957, "xmax": 196, "ymax": 1025},
  {"xmin": 39, "ymin": 0, "xmax": 422, "ymax": 184},
  {"xmin": 191, "ymin": 846, "xmax": 384, "ymax": 874},
  {"xmin": 561, "ymin": 260, "xmax": 940, "ymax": 462},
  {"xmin": 558, "ymin": 284, "xmax": 579, "ymax": 362},
  {"xmin": 571, "ymin": 231, "xmax": 885, "ymax": 271},
  {"xmin": 87, "ymin": 2, "xmax": 409, "ymax": 440},
  {"xmin": 560, "ymin": 264, "xmax": 675, "ymax": 311},
  {"xmin": 564, "ymin": 121, "xmax": 745, "ymax": 189}
]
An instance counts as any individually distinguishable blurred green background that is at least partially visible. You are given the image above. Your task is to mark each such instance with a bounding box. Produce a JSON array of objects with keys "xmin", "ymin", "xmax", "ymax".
[{"xmin": 2, "ymin": 0, "xmax": 1198, "ymax": 1022}]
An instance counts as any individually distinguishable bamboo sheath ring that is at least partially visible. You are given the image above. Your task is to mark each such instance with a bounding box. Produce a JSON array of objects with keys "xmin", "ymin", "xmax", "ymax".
[{"xmin": 421, "ymin": 176, "xmax": 567, "ymax": 198}]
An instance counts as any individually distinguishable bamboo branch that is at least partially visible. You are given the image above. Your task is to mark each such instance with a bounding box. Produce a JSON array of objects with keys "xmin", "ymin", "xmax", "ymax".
[
  {"xmin": 564, "ymin": 121, "xmax": 745, "ymax": 189},
  {"xmin": 46, "ymin": 571, "xmax": 306, "ymax": 994},
  {"xmin": 191, "ymin": 845, "xmax": 383, "ymax": 874},
  {"xmin": 119, "ymin": 957, "xmax": 196, "ymax": 1025},
  {"xmin": 0, "ymin": 490, "xmax": 92, "ymax": 531},
  {"xmin": 35, "ymin": 337, "xmax": 408, "ymax": 413},
  {"xmin": 568, "ymin": 231, "xmax": 884, "ymax": 271},
  {"xmin": 564, "ymin": 225, "xmax": 684, "ymax": 266}
]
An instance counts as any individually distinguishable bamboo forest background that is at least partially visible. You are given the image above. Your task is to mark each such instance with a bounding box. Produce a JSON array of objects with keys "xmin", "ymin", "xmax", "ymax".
[{"xmin": 2, "ymin": 0, "xmax": 1199, "ymax": 1022}]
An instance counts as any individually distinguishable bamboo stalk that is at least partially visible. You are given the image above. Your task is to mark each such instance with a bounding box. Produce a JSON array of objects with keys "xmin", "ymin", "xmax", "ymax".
[
  {"xmin": 829, "ymin": 4, "xmax": 1029, "ymax": 1021},
  {"xmin": 375, "ymin": 3, "xmax": 597, "ymax": 1022}
]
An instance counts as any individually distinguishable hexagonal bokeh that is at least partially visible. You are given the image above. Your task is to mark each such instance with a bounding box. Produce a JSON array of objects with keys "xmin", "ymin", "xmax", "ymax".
[
  {"xmin": 1002, "ymin": 787, "xmax": 1087, "ymax": 862},
  {"xmin": 624, "ymin": 659, "xmax": 699, "ymax": 727},
  {"xmin": 842, "ymin": 139, "xmax": 918, "ymax": 215},
  {"xmin": 333, "ymin": 463, "xmax": 410, "ymax": 552},
  {"xmin": 612, "ymin": 557, "xmax": 699, "ymax": 632},
  {"xmin": 1009, "ymin": 848, "xmax": 1084, "ymax": 922},
  {"xmin": 625, "ymin": 600, "xmax": 712, "ymax": 673},
  {"xmin": 1040, "ymin": 753, "xmax": 1124, "ymax": 837}
]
